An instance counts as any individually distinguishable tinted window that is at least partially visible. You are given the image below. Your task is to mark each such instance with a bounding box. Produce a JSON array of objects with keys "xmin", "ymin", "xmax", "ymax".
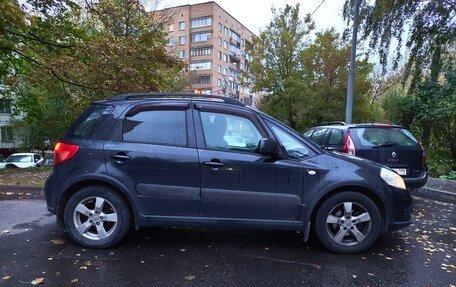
[
  {"xmin": 350, "ymin": 127, "xmax": 420, "ymax": 148},
  {"xmin": 327, "ymin": 129, "xmax": 344, "ymax": 146},
  {"xmin": 70, "ymin": 105, "xmax": 114, "ymax": 138},
  {"xmin": 123, "ymin": 110, "xmax": 187, "ymax": 146},
  {"xmin": 270, "ymin": 123, "xmax": 312, "ymax": 158},
  {"xmin": 309, "ymin": 128, "xmax": 328, "ymax": 145},
  {"xmin": 200, "ymin": 112, "xmax": 262, "ymax": 153}
]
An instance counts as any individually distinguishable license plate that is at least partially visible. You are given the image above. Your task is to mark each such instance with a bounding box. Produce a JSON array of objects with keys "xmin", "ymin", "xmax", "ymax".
[{"xmin": 393, "ymin": 168, "xmax": 407, "ymax": 176}]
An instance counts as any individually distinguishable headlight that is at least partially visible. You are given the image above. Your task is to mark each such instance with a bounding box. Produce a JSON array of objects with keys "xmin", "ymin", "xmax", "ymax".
[{"xmin": 380, "ymin": 167, "xmax": 406, "ymax": 190}]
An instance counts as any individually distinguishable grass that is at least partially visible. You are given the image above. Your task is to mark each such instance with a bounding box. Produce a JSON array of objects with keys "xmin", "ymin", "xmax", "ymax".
[{"xmin": 0, "ymin": 166, "xmax": 52, "ymax": 187}]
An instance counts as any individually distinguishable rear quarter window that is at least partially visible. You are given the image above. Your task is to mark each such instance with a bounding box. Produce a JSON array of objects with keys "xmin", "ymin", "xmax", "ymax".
[
  {"xmin": 68, "ymin": 104, "xmax": 114, "ymax": 138},
  {"xmin": 350, "ymin": 127, "xmax": 420, "ymax": 149},
  {"xmin": 309, "ymin": 128, "xmax": 328, "ymax": 145}
]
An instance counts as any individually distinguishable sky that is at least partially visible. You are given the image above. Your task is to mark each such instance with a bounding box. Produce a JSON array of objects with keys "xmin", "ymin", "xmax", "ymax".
[{"xmin": 155, "ymin": 0, "xmax": 348, "ymax": 36}]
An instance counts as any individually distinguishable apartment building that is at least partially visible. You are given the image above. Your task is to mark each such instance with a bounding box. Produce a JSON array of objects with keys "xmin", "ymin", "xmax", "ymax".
[
  {"xmin": 161, "ymin": 1, "xmax": 258, "ymax": 106},
  {"xmin": 0, "ymin": 97, "xmax": 15, "ymax": 152}
]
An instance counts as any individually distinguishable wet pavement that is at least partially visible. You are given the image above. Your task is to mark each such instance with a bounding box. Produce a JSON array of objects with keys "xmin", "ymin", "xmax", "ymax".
[{"xmin": 0, "ymin": 197, "xmax": 454, "ymax": 286}]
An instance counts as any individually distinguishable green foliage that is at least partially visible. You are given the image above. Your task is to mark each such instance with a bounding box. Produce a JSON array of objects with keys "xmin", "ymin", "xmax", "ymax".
[
  {"xmin": 439, "ymin": 171, "xmax": 456, "ymax": 180},
  {"xmin": 247, "ymin": 5, "xmax": 378, "ymax": 131},
  {"xmin": 0, "ymin": 0, "xmax": 188, "ymax": 149},
  {"xmin": 343, "ymin": 0, "xmax": 455, "ymax": 88}
]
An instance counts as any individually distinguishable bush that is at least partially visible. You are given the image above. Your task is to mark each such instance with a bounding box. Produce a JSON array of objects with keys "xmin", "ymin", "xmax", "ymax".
[{"xmin": 440, "ymin": 171, "xmax": 456, "ymax": 180}]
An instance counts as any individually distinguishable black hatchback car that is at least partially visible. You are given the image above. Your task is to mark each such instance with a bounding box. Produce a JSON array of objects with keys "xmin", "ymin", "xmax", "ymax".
[
  {"xmin": 45, "ymin": 93, "xmax": 412, "ymax": 253},
  {"xmin": 304, "ymin": 122, "xmax": 428, "ymax": 189}
]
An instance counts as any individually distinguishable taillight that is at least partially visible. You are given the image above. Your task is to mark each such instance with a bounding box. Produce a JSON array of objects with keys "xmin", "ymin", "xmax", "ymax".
[
  {"xmin": 53, "ymin": 142, "xmax": 79, "ymax": 166},
  {"xmin": 420, "ymin": 143, "xmax": 426, "ymax": 161},
  {"xmin": 342, "ymin": 133, "xmax": 356, "ymax": 155}
]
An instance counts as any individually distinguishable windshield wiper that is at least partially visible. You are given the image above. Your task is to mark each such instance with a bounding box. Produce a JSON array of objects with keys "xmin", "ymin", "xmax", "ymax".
[{"xmin": 373, "ymin": 142, "xmax": 396, "ymax": 148}]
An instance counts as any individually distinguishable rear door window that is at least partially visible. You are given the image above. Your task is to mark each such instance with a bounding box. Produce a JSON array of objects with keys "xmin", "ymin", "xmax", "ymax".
[
  {"xmin": 327, "ymin": 129, "xmax": 344, "ymax": 146},
  {"xmin": 350, "ymin": 127, "xmax": 420, "ymax": 149},
  {"xmin": 309, "ymin": 128, "xmax": 328, "ymax": 145},
  {"xmin": 123, "ymin": 110, "xmax": 187, "ymax": 146}
]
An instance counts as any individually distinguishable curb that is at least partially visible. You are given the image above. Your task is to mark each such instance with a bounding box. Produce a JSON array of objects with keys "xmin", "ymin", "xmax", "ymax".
[
  {"xmin": 412, "ymin": 187, "xmax": 456, "ymax": 203},
  {"xmin": 0, "ymin": 185, "xmax": 43, "ymax": 195}
]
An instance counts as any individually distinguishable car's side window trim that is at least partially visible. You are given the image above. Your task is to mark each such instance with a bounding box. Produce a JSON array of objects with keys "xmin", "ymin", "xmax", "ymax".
[{"xmin": 194, "ymin": 105, "xmax": 268, "ymax": 155}]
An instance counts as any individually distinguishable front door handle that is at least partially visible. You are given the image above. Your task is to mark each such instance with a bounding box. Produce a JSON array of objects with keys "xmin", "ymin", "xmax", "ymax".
[
  {"xmin": 109, "ymin": 153, "xmax": 131, "ymax": 161},
  {"xmin": 203, "ymin": 160, "xmax": 224, "ymax": 167}
]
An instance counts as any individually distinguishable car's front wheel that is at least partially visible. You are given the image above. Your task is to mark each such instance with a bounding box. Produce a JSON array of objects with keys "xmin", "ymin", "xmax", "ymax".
[
  {"xmin": 64, "ymin": 186, "xmax": 131, "ymax": 248},
  {"xmin": 315, "ymin": 192, "xmax": 381, "ymax": 253}
]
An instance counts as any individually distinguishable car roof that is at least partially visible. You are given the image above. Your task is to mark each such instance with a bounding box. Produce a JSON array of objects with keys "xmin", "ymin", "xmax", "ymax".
[
  {"xmin": 308, "ymin": 123, "xmax": 406, "ymax": 130},
  {"xmin": 9, "ymin": 153, "xmax": 38, "ymax": 156}
]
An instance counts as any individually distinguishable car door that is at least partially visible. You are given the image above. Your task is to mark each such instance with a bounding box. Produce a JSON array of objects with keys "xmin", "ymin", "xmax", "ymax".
[
  {"xmin": 104, "ymin": 102, "xmax": 200, "ymax": 216},
  {"xmin": 194, "ymin": 103, "xmax": 304, "ymax": 221}
]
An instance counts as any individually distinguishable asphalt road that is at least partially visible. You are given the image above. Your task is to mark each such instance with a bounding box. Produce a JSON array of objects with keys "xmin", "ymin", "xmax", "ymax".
[{"xmin": 0, "ymin": 197, "xmax": 454, "ymax": 286}]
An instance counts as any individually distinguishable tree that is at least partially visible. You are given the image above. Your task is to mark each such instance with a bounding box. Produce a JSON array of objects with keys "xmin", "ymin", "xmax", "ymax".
[
  {"xmin": 246, "ymin": 4, "xmax": 314, "ymax": 129},
  {"xmin": 343, "ymin": 0, "xmax": 456, "ymax": 147},
  {"xmin": 0, "ymin": 0, "xmax": 188, "ymax": 149},
  {"xmin": 299, "ymin": 29, "xmax": 376, "ymax": 128}
]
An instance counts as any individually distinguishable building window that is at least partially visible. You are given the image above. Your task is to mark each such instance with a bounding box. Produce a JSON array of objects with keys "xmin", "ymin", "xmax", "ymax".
[
  {"xmin": 190, "ymin": 46, "xmax": 212, "ymax": 56},
  {"xmin": 223, "ymin": 40, "xmax": 228, "ymax": 49},
  {"xmin": 178, "ymin": 50, "xmax": 185, "ymax": 58},
  {"xmin": 168, "ymin": 24, "xmax": 174, "ymax": 32},
  {"xmin": 193, "ymin": 75, "xmax": 211, "ymax": 85},
  {"xmin": 230, "ymin": 30, "xmax": 241, "ymax": 43},
  {"xmin": 190, "ymin": 16, "xmax": 212, "ymax": 28},
  {"xmin": 190, "ymin": 61, "xmax": 211, "ymax": 70},
  {"xmin": 218, "ymin": 23, "xmax": 222, "ymax": 32},
  {"xmin": 1, "ymin": 126, "xmax": 14, "ymax": 143},
  {"xmin": 218, "ymin": 37, "xmax": 222, "ymax": 46},
  {"xmin": 168, "ymin": 37, "xmax": 174, "ymax": 46},
  {"xmin": 217, "ymin": 65, "xmax": 222, "ymax": 73},
  {"xmin": 0, "ymin": 99, "xmax": 12, "ymax": 114},
  {"xmin": 224, "ymin": 26, "xmax": 228, "ymax": 35},
  {"xmin": 223, "ymin": 67, "xmax": 227, "ymax": 75},
  {"xmin": 217, "ymin": 51, "xmax": 222, "ymax": 60},
  {"xmin": 191, "ymin": 32, "xmax": 211, "ymax": 43},
  {"xmin": 223, "ymin": 54, "xmax": 228, "ymax": 62},
  {"xmin": 179, "ymin": 36, "xmax": 185, "ymax": 45},
  {"xmin": 217, "ymin": 78, "xmax": 221, "ymax": 87},
  {"xmin": 241, "ymin": 38, "xmax": 245, "ymax": 47},
  {"xmin": 179, "ymin": 21, "xmax": 185, "ymax": 30}
]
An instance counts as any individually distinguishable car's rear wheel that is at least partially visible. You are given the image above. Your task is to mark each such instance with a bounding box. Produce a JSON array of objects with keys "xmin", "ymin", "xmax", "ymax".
[
  {"xmin": 64, "ymin": 186, "xmax": 131, "ymax": 248},
  {"xmin": 315, "ymin": 192, "xmax": 381, "ymax": 253}
]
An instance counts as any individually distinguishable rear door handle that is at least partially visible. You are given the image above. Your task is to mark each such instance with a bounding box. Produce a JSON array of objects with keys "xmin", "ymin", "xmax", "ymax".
[
  {"xmin": 203, "ymin": 160, "xmax": 224, "ymax": 167},
  {"xmin": 109, "ymin": 153, "xmax": 131, "ymax": 161}
]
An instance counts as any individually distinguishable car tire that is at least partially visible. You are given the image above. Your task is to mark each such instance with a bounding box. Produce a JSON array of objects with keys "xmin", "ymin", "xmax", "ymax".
[
  {"xmin": 315, "ymin": 191, "xmax": 381, "ymax": 254},
  {"xmin": 64, "ymin": 185, "xmax": 131, "ymax": 248}
]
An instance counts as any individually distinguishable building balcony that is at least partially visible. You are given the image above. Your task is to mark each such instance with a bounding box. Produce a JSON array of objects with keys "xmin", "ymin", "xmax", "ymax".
[
  {"xmin": 229, "ymin": 51, "xmax": 241, "ymax": 62},
  {"xmin": 229, "ymin": 37, "xmax": 241, "ymax": 47}
]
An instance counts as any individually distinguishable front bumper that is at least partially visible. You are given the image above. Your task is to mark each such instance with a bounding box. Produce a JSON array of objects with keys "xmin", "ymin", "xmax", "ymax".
[{"xmin": 385, "ymin": 185, "xmax": 413, "ymax": 232}]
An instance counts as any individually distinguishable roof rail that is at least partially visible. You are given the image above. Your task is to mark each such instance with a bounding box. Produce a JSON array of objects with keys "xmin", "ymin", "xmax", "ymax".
[
  {"xmin": 109, "ymin": 92, "xmax": 245, "ymax": 106},
  {"xmin": 315, "ymin": 121, "xmax": 346, "ymax": 127}
]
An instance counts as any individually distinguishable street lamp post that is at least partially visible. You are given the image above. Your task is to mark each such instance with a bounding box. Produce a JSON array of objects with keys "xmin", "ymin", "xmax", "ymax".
[{"xmin": 345, "ymin": 0, "xmax": 361, "ymax": 124}]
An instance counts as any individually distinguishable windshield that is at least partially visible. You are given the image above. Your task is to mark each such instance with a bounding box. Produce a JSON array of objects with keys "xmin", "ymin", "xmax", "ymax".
[
  {"xmin": 6, "ymin": 155, "xmax": 32, "ymax": 163},
  {"xmin": 350, "ymin": 127, "xmax": 420, "ymax": 149}
]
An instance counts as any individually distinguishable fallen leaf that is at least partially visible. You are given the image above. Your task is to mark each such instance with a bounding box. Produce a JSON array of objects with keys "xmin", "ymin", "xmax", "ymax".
[
  {"xmin": 47, "ymin": 258, "xmax": 53, "ymax": 261},
  {"xmin": 2, "ymin": 275, "xmax": 11, "ymax": 280},
  {"xmin": 71, "ymin": 278, "xmax": 78, "ymax": 283},
  {"xmin": 185, "ymin": 275, "xmax": 195, "ymax": 280},
  {"xmin": 79, "ymin": 266, "xmax": 87, "ymax": 270},
  {"xmin": 51, "ymin": 239, "xmax": 65, "ymax": 245},
  {"xmin": 31, "ymin": 277, "xmax": 45, "ymax": 285},
  {"xmin": 180, "ymin": 249, "xmax": 186, "ymax": 252}
]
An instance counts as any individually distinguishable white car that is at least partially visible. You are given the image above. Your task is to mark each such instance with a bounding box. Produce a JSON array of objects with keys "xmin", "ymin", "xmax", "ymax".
[{"xmin": 0, "ymin": 153, "xmax": 44, "ymax": 169}]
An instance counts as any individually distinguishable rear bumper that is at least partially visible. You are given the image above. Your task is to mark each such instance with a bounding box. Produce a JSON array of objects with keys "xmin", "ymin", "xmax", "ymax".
[
  {"xmin": 44, "ymin": 171, "xmax": 62, "ymax": 214},
  {"xmin": 404, "ymin": 171, "xmax": 428, "ymax": 189}
]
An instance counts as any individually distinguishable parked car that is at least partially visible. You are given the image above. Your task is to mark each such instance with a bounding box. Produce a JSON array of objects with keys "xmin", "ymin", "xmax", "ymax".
[
  {"xmin": 303, "ymin": 122, "xmax": 428, "ymax": 189},
  {"xmin": 45, "ymin": 93, "xmax": 412, "ymax": 253},
  {"xmin": 0, "ymin": 153, "xmax": 44, "ymax": 169}
]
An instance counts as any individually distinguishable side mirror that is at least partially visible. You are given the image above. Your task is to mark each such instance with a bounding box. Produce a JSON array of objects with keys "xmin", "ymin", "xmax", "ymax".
[{"xmin": 258, "ymin": 138, "xmax": 280, "ymax": 156}]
